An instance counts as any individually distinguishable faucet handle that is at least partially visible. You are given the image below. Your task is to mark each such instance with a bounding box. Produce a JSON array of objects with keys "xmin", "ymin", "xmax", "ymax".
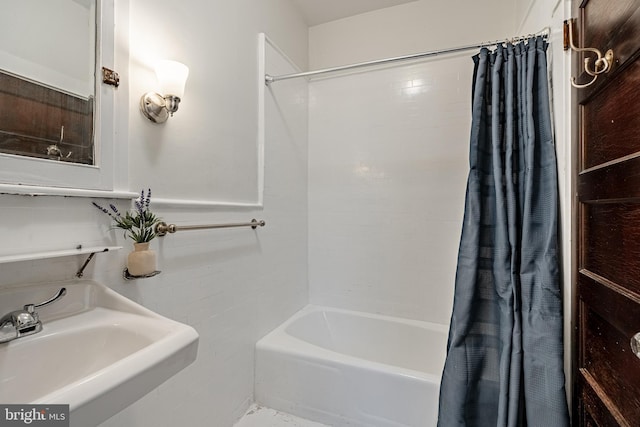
[{"xmin": 24, "ymin": 287, "xmax": 67, "ymax": 314}]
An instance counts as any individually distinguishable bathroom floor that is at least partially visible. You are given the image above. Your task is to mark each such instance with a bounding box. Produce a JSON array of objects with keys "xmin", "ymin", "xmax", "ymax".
[{"xmin": 234, "ymin": 405, "xmax": 329, "ymax": 427}]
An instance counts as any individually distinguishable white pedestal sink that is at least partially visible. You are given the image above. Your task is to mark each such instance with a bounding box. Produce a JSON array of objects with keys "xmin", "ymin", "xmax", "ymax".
[{"xmin": 0, "ymin": 280, "xmax": 199, "ymax": 427}]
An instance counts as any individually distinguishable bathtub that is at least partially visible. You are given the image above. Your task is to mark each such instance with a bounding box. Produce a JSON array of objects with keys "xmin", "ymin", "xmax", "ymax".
[{"xmin": 255, "ymin": 305, "xmax": 448, "ymax": 427}]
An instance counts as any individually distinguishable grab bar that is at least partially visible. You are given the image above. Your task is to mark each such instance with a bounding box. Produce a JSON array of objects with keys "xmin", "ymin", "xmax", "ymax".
[{"xmin": 155, "ymin": 219, "xmax": 265, "ymax": 236}]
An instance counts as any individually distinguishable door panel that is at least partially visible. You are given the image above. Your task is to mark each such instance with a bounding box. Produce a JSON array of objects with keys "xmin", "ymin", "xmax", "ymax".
[
  {"xmin": 582, "ymin": 204, "xmax": 640, "ymax": 294},
  {"xmin": 583, "ymin": 305, "xmax": 640, "ymax": 418},
  {"xmin": 583, "ymin": 2, "xmax": 640, "ymax": 68},
  {"xmin": 574, "ymin": 0, "xmax": 640, "ymax": 425},
  {"xmin": 579, "ymin": 376, "xmax": 625, "ymax": 427},
  {"xmin": 582, "ymin": 0, "xmax": 637, "ymax": 50},
  {"xmin": 582, "ymin": 59, "xmax": 640, "ymax": 169}
]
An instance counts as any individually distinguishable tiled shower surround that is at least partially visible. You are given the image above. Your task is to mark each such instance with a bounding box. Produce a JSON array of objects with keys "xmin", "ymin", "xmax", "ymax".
[{"xmin": 308, "ymin": 58, "xmax": 472, "ymax": 325}]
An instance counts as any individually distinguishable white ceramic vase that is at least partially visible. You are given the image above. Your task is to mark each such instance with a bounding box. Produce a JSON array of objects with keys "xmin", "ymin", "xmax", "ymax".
[{"xmin": 127, "ymin": 242, "xmax": 156, "ymax": 276}]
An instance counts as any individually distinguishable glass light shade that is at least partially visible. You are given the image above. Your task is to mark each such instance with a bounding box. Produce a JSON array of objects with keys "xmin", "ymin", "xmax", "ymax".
[{"xmin": 155, "ymin": 60, "xmax": 189, "ymax": 98}]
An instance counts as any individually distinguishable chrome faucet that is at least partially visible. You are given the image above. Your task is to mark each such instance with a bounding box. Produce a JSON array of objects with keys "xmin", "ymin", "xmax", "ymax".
[{"xmin": 0, "ymin": 287, "xmax": 67, "ymax": 344}]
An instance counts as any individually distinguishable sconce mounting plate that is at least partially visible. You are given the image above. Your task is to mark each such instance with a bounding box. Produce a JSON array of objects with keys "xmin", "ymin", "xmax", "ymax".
[{"xmin": 140, "ymin": 92, "xmax": 169, "ymax": 123}]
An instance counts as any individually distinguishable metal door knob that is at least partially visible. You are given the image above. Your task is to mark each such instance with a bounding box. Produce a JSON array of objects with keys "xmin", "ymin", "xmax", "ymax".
[{"xmin": 631, "ymin": 333, "xmax": 640, "ymax": 359}]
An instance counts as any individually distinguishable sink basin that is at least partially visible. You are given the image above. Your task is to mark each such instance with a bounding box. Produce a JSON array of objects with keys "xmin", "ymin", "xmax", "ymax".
[{"xmin": 0, "ymin": 280, "xmax": 199, "ymax": 427}]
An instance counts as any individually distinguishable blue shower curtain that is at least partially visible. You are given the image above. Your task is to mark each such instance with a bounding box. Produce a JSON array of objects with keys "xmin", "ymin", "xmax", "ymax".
[{"xmin": 437, "ymin": 37, "xmax": 570, "ymax": 427}]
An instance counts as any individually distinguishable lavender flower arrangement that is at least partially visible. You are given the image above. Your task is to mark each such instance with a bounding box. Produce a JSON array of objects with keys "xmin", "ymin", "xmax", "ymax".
[{"xmin": 93, "ymin": 189, "xmax": 161, "ymax": 243}]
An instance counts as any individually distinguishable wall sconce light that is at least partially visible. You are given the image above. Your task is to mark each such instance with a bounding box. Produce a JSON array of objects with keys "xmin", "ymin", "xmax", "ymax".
[{"xmin": 140, "ymin": 60, "xmax": 189, "ymax": 123}]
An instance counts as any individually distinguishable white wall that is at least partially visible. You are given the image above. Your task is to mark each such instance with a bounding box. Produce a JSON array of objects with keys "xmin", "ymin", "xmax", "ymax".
[
  {"xmin": 0, "ymin": 1, "xmax": 309, "ymax": 426},
  {"xmin": 309, "ymin": 0, "xmax": 516, "ymax": 70},
  {"xmin": 127, "ymin": 0, "xmax": 308, "ymax": 204},
  {"xmin": 308, "ymin": 0, "xmax": 516, "ymax": 324}
]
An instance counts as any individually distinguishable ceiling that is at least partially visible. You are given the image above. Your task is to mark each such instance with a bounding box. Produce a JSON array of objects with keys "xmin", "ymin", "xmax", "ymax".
[{"xmin": 291, "ymin": 0, "xmax": 419, "ymax": 26}]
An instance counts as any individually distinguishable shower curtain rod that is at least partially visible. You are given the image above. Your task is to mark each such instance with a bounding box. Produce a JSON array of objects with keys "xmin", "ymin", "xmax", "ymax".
[{"xmin": 265, "ymin": 28, "xmax": 550, "ymax": 84}]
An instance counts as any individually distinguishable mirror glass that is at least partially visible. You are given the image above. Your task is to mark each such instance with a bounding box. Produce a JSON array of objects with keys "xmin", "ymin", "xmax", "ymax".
[{"xmin": 0, "ymin": 0, "xmax": 96, "ymax": 165}]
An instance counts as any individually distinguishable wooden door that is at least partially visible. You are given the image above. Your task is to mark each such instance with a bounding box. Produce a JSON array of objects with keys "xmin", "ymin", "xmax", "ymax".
[{"xmin": 574, "ymin": 0, "xmax": 640, "ymax": 425}]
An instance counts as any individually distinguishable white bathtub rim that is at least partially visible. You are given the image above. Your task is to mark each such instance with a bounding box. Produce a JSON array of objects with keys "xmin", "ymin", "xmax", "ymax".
[
  {"xmin": 256, "ymin": 304, "xmax": 448, "ymax": 384},
  {"xmin": 283, "ymin": 304, "xmax": 450, "ymax": 333}
]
